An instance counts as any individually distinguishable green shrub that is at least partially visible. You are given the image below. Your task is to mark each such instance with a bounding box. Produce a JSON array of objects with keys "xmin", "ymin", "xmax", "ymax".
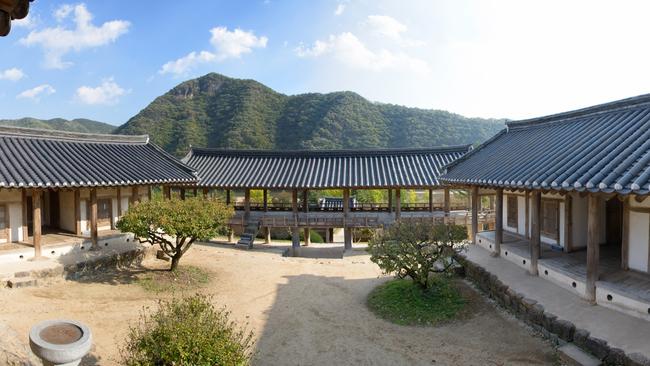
[
  {"xmin": 368, "ymin": 221, "xmax": 467, "ymax": 289},
  {"xmin": 120, "ymin": 294, "xmax": 254, "ymax": 366},
  {"xmin": 299, "ymin": 229, "xmax": 324, "ymax": 243},
  {"xmin": 367, "ymin": 278, "xmax": 465, "ymax": 326}
]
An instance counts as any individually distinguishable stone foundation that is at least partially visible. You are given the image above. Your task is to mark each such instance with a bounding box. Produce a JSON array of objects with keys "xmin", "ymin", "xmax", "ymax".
[{"xmin": 456, "ymin": 254, "xmax": 650, "ymax": 366}]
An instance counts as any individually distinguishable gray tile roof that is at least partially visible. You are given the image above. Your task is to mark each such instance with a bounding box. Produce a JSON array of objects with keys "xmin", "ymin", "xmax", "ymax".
[
  {"xmin": 0, "ymin": 126, "xmax": 196, "ymax": 188},
  {"xmin": 441, "ymin": 94, "xmax": 650, "ymax": 195},
  {"xmin": 183, "ymin": 146, "xmax": 471, "ymax": 189}
]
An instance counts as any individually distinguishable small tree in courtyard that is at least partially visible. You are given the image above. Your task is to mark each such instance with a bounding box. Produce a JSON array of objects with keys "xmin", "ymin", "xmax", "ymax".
[
  {"xmin": 117, "ymin": 197, "xmax": 233, "ymax": 271},
  {"xmin": 368, "ymin": 221, "xmax": 467, "ymax": 289}
]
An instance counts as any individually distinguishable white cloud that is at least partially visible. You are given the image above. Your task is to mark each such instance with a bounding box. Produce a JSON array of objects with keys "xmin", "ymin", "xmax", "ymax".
[
  {"xmin": 0, "ymin": 68, "xmax": 26, "ymax": 81},
  {"xmin": 334, "ymin": 4, "xmax": 346, "ymax": 16},
  {"xmin": 366, "ymin": 15, "xmax": 406, "ymax": 39},
  {"xmin": 12, "ymin": 13, "xmax": 37, "ymax": 29},
  {"xmin": 160, "ymin": 27, "xmax": 267, "ymax": 76},
  {"xmin": 17, "ymin": 84, "xmax": 55, "ymax": 100},
  {"xmin": 295, "ymin": 32, "xmax": 429, "ymax": 74},
  {"xmin": 20, "ymin": 3, "xmax": 130, "ymax": 69},
  {"xmin": 160, "ymin": 51, "xmax": 217, "ymax": 76},
  {"xmin": 75, "ymin": 78, "xmax": 127, "ymax": 105},
  {"xmin": 209, "ymin": 27, "xmax": 268, "ymax": 60}
]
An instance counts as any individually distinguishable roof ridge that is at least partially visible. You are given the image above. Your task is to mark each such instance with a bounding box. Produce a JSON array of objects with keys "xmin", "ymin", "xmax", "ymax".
[
  {"xmin": 0, "ymin": 126, "xmax": 148, "ymax": 144},
  {"xmin": 507, "ymin": 93, "xmax": 650, "ymax": 130},
  {"xmin": 190, "ymin": 145, "xmax": 473, "ymax": 157}
]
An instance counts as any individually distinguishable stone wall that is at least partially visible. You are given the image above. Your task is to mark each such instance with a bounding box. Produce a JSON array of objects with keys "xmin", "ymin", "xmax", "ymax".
[{"xmin": 456, "ymin": 254, "xmax": 650, "ymax": 366}]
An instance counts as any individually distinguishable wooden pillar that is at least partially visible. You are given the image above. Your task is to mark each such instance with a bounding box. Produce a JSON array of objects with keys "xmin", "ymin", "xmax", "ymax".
[
  {"xmin": 304, "ymin": 228, "xmax": 311, "ymax": 246},
  {"xmin": 147, "ymin": 186, "xmax": 152, "ymax": 201},
  {"xmin": 471, "ymin": 186, "xmax": 478, "ymax": 244},
  {"xmin": 228, "ymin": 227, "xmax": 234, "ymax": 243},
  {"xmin": 395, "ymin": 189, "xmax": 401, "ymax": 220},
  {"xmin": 180, "ymin": 188, "xmax": 186, "ymax": 200},
  {"xmin": 303, "ymin": 189, "xmax": 309, "ymax": 213},
  {"xmin": 525, "ymin": 190, "xmax": 530, "ymax": 239},
  {"xmin": 444, "ymin": 188, "xmax": 450, "ymax": 213},
  {"xmin": 21, "ymin": 189, "xmax": 28, "ymax": 241},
  {"xmin": 192, "ymin": 188, "xmax": 198, "ymax": 197},
  {"xmin": 32, "ymin": 189, "xmax": 42, "ymax": 258},
  {"xmin": 163, "ymin": 185, "xmax": 171, "ymax": 200},
  {"xmin": 586, "ymin": 194, "xmax": 600, "ymax": 302},
  {"xmin": 621, "ymin": 196, "xmax": 630, "ymax": 270},
  {"xmin": 265, "ymin": 226, "xmax": 271, "ymax": 244},
  {"xmin": 116, "ymin": 188, "xmax": 122, "ymax": 220},
  {"xmin": 325, "ymin": 228, "xmax": 331, "ymax": 243},
  {"xmin": 263, "ymin": 189, "xmax": 268, "ymax": 212},
  {"xmin": 343, "ymin": 189, "xmax": 351, "ymax": 250},
  {"xmin": 494, "ymin": 188, "xmax": 503, "ymax": 256},
  {"xmin": 132, "ymin": 186, "xmax": 140, "ymax": 204},
  {"xmin": 564, "ymin": 194, "xmax": 573, "ymax": 253},
  {"xmin": 291, "ymin": 189, "xmax": 300, "ymax": 249},
  {"xmin": 244, "ymin": 188, "xmax": 251, "ymax": 216},
  {"xmin": 226, "ymin": 189, "xmax": 231, "ymax": 205},
  {"xmin": 90, "ymin": 188, "xmax": 98, "ymax": 249},
  {"xmin": 387, "ymin": 189, "xmax": 393, "ymax": 213},
  {"xmin": 202, "ymin": 188, "xmax": 209, "ymax": 198},
  {"xmin": 530, "ymin": 191, "xmax": 541, "ymax": 276},
  {"xmin": 428, "ymin": 188, "xmax": 434, "ymax": 212}
]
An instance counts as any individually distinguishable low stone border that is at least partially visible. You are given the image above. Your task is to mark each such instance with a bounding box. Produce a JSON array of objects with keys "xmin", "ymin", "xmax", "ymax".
[
  {"xmin": 63, "ymin": 248, "xmax": 151, "ymax": 280},
  {"xmin": 455, "ymin": 254, "xmax": 650, "ymax": 366}
]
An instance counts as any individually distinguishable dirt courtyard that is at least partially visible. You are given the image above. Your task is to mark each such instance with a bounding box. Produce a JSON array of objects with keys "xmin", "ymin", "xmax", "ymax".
[{"xmin": 0, "ymin": 243, "xmax": 558, "ymax": 365}]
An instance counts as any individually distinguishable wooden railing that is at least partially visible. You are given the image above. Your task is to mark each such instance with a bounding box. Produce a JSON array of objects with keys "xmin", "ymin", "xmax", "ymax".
[{"xmin": 232, "ymin": 202, "xmax": 468, "ymax": 212}]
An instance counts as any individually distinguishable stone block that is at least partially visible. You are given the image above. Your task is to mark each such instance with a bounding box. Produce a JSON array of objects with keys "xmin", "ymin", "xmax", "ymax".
[
  {"xmin": 552, "ymin": 319, "xmax": 576, "ymax": 342},
  {"xmin": 584, "ymin": 336, "xmax": 609, "ymax": 360},
  {"xmin": 626, "ymin": 352, "xmax": 650, "ymax": 366},
  {"xmin": 574, "ymin": 329, "xmax": 590, "ymax": 349}
]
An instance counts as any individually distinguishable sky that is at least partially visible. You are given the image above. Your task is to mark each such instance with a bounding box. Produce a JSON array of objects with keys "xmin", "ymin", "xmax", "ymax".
[{"xmin": 2, "ymin": 0, "xmax": 650, "ymax": 126}]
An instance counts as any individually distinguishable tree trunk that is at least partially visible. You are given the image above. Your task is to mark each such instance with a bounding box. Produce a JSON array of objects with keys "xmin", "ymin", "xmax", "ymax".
[{"xmin": 170, "ymin": 252, "xmax": 183, "ymax": 271}]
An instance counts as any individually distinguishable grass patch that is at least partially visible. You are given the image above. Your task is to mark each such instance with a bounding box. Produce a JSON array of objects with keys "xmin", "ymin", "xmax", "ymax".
[
  {"xmin": 137, "ymin": 265, "xmax": 210, "ymax": 293},
  {"xmin": 367, "ymin": 277, "xmax": 465, "ymax": 326}
]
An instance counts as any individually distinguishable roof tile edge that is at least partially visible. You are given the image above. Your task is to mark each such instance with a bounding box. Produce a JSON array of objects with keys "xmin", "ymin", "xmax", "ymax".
[
  {"xmin": 0, "ymin": 125, "xmax": 148, "ymax": 144},
  {"xmin": 507, "ymin": 92, "xmax": 650, "ymax": 129},
  {"xmin": 189, "ymin": 145, "xmax": 473, "ymax": 158}
]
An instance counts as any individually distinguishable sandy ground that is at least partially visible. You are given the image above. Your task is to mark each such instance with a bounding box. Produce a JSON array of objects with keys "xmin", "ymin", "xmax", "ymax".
[{"xmin": 0, "ymin": 243, "xmax": 558, "ymax": 365}]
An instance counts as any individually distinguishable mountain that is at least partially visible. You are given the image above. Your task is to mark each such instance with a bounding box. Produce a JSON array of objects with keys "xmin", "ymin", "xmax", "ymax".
[
  {"xmin": 116, "ymin": 73, "xmax": 506, "ymax": 156},
  {"xmin": 0, "ymin": 118, "xmax": 116, "ymax": 134}
]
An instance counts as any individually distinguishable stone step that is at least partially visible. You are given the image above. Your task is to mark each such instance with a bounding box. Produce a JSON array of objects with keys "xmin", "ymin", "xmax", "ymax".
[
  {"xmin": 6, "ymin": 278, "xmax": 38, "ymax": 289},
  {"xmin": 558, "ymin": 344, "xmax": 602, "ymax": 366}
]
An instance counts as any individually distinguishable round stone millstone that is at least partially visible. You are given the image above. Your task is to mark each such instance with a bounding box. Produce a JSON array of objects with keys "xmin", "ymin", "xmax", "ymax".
[{"xmin": 29, "ymin": 319, "xmax": 92, "ymax": 366}]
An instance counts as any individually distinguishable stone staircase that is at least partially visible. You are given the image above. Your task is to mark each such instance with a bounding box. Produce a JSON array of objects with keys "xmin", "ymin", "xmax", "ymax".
[
  {"xmin": 237, "ymin": 220, "xmax": 261, "ymax": 249},
  {"xmin": 4, "ymin": 270, "xmax": 38, "ymax": 289}
]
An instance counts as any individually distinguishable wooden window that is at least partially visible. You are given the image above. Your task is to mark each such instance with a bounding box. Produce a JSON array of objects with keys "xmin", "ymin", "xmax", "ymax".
[
  {"xmin": 541, "ymin": 199, "xmax": 559, "ymax": 239},
  {"xmin": 507, "ymin": 195, "xmax": 518, "ymax": 228},
  {"xmin": 0, "ymin": 204, "xmax": 7, "ymax": 240},
  {"xmin": 97, "ymin": 198, "xmax": 112, "ymax": 227}
]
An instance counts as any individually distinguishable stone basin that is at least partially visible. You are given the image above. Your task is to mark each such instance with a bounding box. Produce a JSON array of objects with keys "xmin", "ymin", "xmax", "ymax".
[{"xmin": 29, "ymin": 319, "xmax": 92, "ymax": 366}]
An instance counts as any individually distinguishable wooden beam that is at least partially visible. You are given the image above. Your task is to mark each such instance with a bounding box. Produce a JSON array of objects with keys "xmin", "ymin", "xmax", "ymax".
[
  {"xmin": 303, "ymin": 189, "xmax": 309, "ymax": 213},
  {"xmin": 530, "ymin": 191, "xmax": 541, "ymax": 276},
  {"xmin": 586, "ymin": 194, "xmax": 600, "ymax": 302},
  {"xmin": 395, "ymin": 189, "xmax": 401, "ymax": 220},
  {"xmin": 494, "ymin": 188, "xmax": 503, "ymax": 256},
  {"xmin": 32, "ymin": 189, "xmax": 42, "ymax": 258},
  {"xmin": 21, "ymin": 189, "xmax": 28, "ymax": 241},
  {"xmin": 471, "ymin": 186, "xmax": 478, "ymax": 244},
  {"xmin": 634, "ymin": 195, "xmax": 648, "ymax": 204},
  {"xmin": 621, "ymin": 196, "xmax": 630, "ymax": 270},
  {"xmin": 90, "ymin": 188, "xmax": 98, "ymax": 249},
  {"xmin": 244, "ymin": 188, "xmax": 251, "ymax": 216},
  {"xmin": 343, "ymin": 189, "xmax": 351, "ymax": 250},
  {"xmin": 444, "ymin": 188, "xmax": 450, "ymax": 213},
  {"xmin": 116, "ymin": 188, "xmax": 122, "ymax": 221},
  {"xmin": 263, "ymin": 189, "xmax": 268, "ymax": 212},
  {"xmin": 291, "ymin": 189, "xmax": 300, "ymax": 249},
  {"xmin": 564, "ymin": 194, "xmax": 573, "ymax": 253},
  {"xmin": 525, "ymin": 190, "xmax": 530, "ymax": 239}
]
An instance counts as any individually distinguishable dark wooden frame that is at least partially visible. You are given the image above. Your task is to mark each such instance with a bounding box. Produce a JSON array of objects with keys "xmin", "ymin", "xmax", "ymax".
[
  {"xmin": 507, "ymin": 195, "xmax": 518, "ymax": 228},
  {"xmin": 541, "ymin": 199, "xmax": 560, "ymax": 240}
]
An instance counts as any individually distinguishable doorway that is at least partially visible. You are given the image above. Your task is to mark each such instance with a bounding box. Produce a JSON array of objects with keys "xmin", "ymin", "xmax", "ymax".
[{"xmin": 605, "ymin": 197, "xmax": 623, "ymax": 246}]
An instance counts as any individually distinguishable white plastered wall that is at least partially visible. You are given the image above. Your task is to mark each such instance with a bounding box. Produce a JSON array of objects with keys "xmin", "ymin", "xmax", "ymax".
[
  {"xmin": 58, "ymin": 190, "xmax": 75, "ymax": 233},
  {"xmin": 629, "ymin": 196, "xmax": 650, "ymax": 273},
  {"xmin": 0, "ymin": 189, "xmax": 23, "ymax": 243}
]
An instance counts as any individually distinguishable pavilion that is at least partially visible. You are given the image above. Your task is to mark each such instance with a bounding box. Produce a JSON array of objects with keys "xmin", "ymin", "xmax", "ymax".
[
  {"xmin": 181, "ymin": 146, "xmax": 482, "ymax": 250},
  {"xmin": 441, "ymin": 93, "xmax": 650, "ymax": 320},
  {"xmin": 0, "ymin": 126, "xmax": 196, "ymax": 262}
]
